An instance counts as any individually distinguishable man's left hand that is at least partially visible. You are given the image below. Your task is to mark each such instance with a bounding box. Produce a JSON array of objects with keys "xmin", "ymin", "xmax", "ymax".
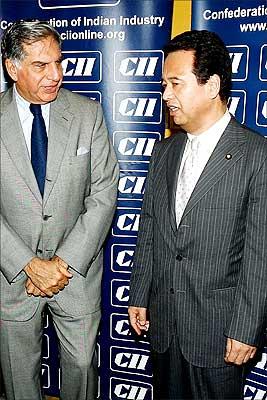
[
  {"xmin": 225, "ymin": 338, "xmax": 257, "ymax": 365},
  {"xmin": 25, "ymin": 279, "xmax": 47, "ymax": 297},
  {"xmin": 25, "ymin": 255, "xmax": 70, "ymax": 297}
]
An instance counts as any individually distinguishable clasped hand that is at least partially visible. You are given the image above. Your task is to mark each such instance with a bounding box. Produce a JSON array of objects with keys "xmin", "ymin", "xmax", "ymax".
[
  {"xmin": 225, "ymin": 338, "xmax": 257, "ymax": 365},
  {"xmin": 24, "ymin": 255, "xmax": 73, "ymax": 297}
]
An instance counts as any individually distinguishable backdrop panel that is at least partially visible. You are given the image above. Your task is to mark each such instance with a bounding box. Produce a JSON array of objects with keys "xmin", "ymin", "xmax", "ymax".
[{"xmin": 1, "ymin": 1, "xmax": 266, "ymax": 399}]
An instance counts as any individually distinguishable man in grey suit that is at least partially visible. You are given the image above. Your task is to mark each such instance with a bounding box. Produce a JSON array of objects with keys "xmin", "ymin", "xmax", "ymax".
[
  {"xmin": 0, "ymin": 20, "xmax": 119, "ymax": 400},
  {"xmin": 129, "ymin": 30, "xmax": 267, "ymax": 399}
]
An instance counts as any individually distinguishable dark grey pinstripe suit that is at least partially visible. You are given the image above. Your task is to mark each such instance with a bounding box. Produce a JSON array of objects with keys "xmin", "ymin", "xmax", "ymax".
[{"xmin": 129, "ymin": 117, "xmax": 267, "ymax": 369}]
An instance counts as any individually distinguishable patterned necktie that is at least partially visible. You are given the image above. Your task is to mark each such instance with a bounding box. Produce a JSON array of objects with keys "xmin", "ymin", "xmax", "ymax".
[
  {"xmin": 30, "ymin": 103, "xmax": 48, "ymax": 196},
  {"xmin": 176, "ymin": 137, "xmax": 200, "ymax": 226}
]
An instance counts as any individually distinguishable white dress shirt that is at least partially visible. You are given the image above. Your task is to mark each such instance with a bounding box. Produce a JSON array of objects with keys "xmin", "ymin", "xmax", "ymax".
[
  {"xmin": 14, "ymin": 85, "xmax": 50, "ymax": 158},
  {"xmin": 176, "ymin": 110, "xmax": 231, "ymax": 224}
]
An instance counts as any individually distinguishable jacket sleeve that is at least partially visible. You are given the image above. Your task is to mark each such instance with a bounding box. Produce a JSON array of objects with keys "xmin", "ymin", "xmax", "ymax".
[
  {"xmin": 129, "ymin": 143, "xmax": 158, "ymax": 308},
  {"xmin": 225, "ymin": 153, "xmax": 267, "ymax": 347},
  {"xmin": 56, "ymin": 102, "xmax": 119, "ymax": 277},
  {"xmin": 0, "ymin": 214, "xmax": 36, "ymax": 283}
]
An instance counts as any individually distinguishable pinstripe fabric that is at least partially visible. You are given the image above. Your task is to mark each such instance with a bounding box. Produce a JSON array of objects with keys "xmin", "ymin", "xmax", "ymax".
[
  {"xmin": 129, "ymin": 117, "xmax": 267, "ymax": 368},
  {"xmin": 152, "ymin": 331, "xmax": 244, "ymax": 400}
]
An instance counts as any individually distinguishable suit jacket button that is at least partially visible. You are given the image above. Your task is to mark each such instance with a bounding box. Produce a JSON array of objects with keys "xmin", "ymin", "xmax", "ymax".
[
  {"xmin": 176, "ymin": 254, "xmax": 183, "ymax": 261},
  {"xmin": 37, "ymin": 249, "xmax": 43, "ymax": 254},
  {"xmin": 43, "ymin": 215, "xmax": 51, "ymax": 221},
  {"xmin": 170, "ymin": 288, "xmax": 174, "ymax": 294}
]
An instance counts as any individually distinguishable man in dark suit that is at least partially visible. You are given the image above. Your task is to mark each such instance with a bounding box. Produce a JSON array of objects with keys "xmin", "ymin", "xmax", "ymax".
[
  {"xmin": 0, "ymin": 20, "xmax": 118, "ymax": 400},
  {"xmin": 128, "ymin": 30, "xmax": 267, "ymax": 399}
]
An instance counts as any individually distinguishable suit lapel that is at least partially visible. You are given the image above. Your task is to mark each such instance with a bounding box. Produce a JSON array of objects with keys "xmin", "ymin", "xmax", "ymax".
[
  {"xmin": 43, "ymin": 90, "xmax": 73, "ymax": 205},
  {"xmin": 0, "ymin": 89, "xmax": 42, "ymax": 204},
  {"xmin": 181, "ymin": 118, "xmax": 247, "ymax": 221},
  {"xmin": 166, "ymin": 132, "xmax": 187, "ymax": 233}
]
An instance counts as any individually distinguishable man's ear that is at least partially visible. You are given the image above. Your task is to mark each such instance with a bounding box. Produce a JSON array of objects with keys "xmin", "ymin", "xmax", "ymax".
[
  {"xmin": 5, "ymin": 59, "xmax": 18, "ymax": 82},
  {"xmin": 207, "ymin": 74, "xmax": 221, "ymax": 99}
]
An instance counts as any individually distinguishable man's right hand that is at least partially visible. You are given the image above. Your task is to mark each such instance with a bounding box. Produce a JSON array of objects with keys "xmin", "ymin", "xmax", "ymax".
[
  {"xmin": 24, "ymin": 257, "xmax": 73, "ymax": 297},
  {"xmin": 128, "ymin": 306, "xmax": 149, "ymax": 335}
]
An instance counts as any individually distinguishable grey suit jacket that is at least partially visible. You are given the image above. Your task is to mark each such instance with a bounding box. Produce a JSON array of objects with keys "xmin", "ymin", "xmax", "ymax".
[
  {"xmin": 129, "ymin": 118, "xmax": 267, "ymax": 367},
  {"xmin": 0, "ymin": 87, "xmax": 119, "ymax": 321}
]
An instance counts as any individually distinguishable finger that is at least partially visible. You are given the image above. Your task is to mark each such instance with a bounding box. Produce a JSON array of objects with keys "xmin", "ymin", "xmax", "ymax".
[
  {"xmin": 55, "ymin": 280, "xmax": 67, "ymax": 290},
  {"xmin": 225, "ymin": 338, "xmax": 232, "ymax": 361},
  {"xmin": 59, "ymin": 265, "xmax": 73, "ymax": 278},
  {"xmin": 40, "ymin": 287, "xmax": 54, "ymax": 297},
  {"xmin": 225, "ymin": 347, "xmax": 239, "ymax": 364},
  {"xmin": 243, "ymin": 350, "xmax": 254, "ymax": 364},
  {"xmin": 137, "ymin": 321, "xmax": 149, "ymax": 331},
  {"xmin": 250, "ymin": 349, "xmax": 257, "ymax": 359},
  {"xmin": 128, "ymin": 310, "xmax": 142, "ymax": 335},
  {"xmin": 130, "ymin": 318, "xmax": 142, "ymax": 335},
  {"xmin": 136, "ymin": 309, "xmax": 147, "ymax": 325},
  {"xmin": 26, "ymin": 283, "xmax": 40, "ymax": 297},
  {"xmin": 233, "ymin": 349, "xmax": 249, "ymax": 365}
]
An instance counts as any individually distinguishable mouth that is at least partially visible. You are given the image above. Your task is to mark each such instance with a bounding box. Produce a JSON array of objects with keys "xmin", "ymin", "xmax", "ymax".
[
  {"xmin": 167, "ymin": 105, "xmax": 179, "ymax": 114},
  {"xmin": 43, "ymin": 85, "xmax": 59, "ymax": 94}
]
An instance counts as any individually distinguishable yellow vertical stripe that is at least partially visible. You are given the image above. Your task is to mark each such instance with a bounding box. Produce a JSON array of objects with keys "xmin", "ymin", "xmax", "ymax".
[
  {"xmin": 165, "ymin": 1, "xmax": 192, "ymax": 137},
  {"xmin": 172, "ymin": 0, "xmax": 192, "ymax": 37}
]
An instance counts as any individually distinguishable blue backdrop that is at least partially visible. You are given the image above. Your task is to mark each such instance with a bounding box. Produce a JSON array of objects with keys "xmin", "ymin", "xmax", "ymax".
[{"xmin": 1, "ymin": 0, "xmax": 266, "ymax": 399}]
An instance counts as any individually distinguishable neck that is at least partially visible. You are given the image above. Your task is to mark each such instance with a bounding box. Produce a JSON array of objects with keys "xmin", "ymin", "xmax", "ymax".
[{"xmin": 187, "ymin": 104, "xmax": 227, "ymax": 136}]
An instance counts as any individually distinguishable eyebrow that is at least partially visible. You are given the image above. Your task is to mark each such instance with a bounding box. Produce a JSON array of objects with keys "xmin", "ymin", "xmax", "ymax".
[
  {"xmin": 162, "ymin": 76, "xmax": 183, "ymax": 83},
  {"xmin": 31, "ymin": 56, "xmax": 63, "ymax": 65}
]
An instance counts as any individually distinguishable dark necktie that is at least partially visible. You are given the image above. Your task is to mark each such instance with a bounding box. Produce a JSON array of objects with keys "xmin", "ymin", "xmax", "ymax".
[{"xmin": 30, "ymin": 103, "xmax": 48, "ymax": 196}]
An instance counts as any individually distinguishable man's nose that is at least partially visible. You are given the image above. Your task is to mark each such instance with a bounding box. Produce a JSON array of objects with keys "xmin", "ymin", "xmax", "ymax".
[
  {"xmin": 162, "ymin": 85, "xmax": 172, "ymax": 102},
  {"xmin": 47, "ymin": 62, "xmax": 62, "ymax": 81}
]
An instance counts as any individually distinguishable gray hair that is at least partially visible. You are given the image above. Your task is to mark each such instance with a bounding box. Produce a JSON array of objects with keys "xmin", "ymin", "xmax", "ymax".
[{"xmin": 1, "ymin": 19, "xmax": 61, "ymax": 64}]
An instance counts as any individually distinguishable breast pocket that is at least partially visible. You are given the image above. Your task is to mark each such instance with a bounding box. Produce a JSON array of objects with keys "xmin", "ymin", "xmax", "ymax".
[
  {"xmin": 67, "ymin": 154, "xmax": 91, "ymax": 189},
  {"xmin": 69, "ymin": 153, "xmax": 90, "ymax": 165}
]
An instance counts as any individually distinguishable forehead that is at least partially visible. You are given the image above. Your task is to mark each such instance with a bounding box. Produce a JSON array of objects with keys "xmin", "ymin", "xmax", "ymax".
[
  {"xmin": 163, "ymin": 50, "xmax": 195, "ymax": 77},
  {"xmin": 22, "ymin": 36, "xmax": 61, "ymax": 60}
]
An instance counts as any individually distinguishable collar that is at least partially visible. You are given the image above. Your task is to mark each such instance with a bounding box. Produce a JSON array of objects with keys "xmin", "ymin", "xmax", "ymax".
[
  {"xmin": 187, "ymin": 110, "xmax": 231, "ymax": 146},
  {"xmin": 14, "ymin": 85, "xmax": 50, "ymax": 119}
]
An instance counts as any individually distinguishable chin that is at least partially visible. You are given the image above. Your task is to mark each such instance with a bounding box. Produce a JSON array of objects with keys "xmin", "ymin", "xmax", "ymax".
[{"xmin": 42, "ymin": 93, "xmax": 59, "ymax": 103}]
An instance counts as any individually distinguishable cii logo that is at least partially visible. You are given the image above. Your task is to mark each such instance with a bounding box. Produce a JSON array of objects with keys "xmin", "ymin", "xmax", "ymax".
[
  {"xmin": 259, "ymin": 45, "xmax": 267, "ymax": 81},
  {"xmin": 110, "ymin": 377, "xmax": 152, "ymax": 400},
  {"xmin": 118, "ymin": 170, "xmax": 147, "ymax": 200},
  {"xmin": 113, "ymin": 92, "xmax": 162, "ymax": 123},
  {"xmin": 111, "ymin": 313, "xmax": 132, "ymax": 340},
  {"xmin": 256, "ymin": 91, "xmax": 267, "ymax": 127},
  {"xmin": 114, "ymin": 50, "xmax": 163, "ymax": 83},
  {"xmin": 111, "ymin": 279, "xmax": 130, "ymax": 307},
  {"xmin": 62, "ymin": 51, "xmax": 101, "ymax": 83},
  {"xmin": 110, "ymin": 347, "xmax": 152, "ymax": 377},
  {"xmin": 228, "ymin": 90, "xmax": 246, "ymax": 123},
  {"xmin": 39, "ymin": 0, "xmax": 120, "ymax": 9},
  {"xmin": 41, "ymin": 364, "xmax": 50, "ymax": 389},
  {"xmin": 113, "ymin": 131, "xmax": 161, "ymax": 163},
  {"xmin": 111, "ymin": 244, "xmax": 135, "ymax": 273},
  {"xmin": 244, "ymin": 352, "xmax": 267, "ymax": 399},
  {"xmin": 112, "ymin": 208, "xmax": 141, "ymax": 237},
  {"xmin": 244, "ymin": 385, "xmax": 267, "ymax": 400},
  {"xmin": 42, "ymin": 334, "xmax": 50, "ymax": 359},
  {"xmin": 227, "ymin": 45, "xmax": 249, "ymax": 81},
  {"xmin": 110, "ymin": 313, "xmax": 149, "ymax": 343}
]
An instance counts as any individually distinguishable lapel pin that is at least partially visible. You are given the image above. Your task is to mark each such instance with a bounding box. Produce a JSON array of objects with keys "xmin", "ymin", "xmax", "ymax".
[{"xmin": 225, "ymin": 154, "xmax": 232, "ymax": 160}]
